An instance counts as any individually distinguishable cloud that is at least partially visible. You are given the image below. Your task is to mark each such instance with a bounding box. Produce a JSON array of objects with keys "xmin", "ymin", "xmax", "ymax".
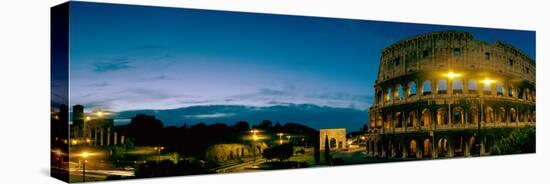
[
  {"xmin": 258, "ymin": 88, "xmax": 288, "ymax": 96},
  {"xmin": 185, "ymin": 113, "xmax": 236, "ymax": 118},
  {"xmin": 178, "ymin": 100, "xmax": 212, "ymax": 104},
  {"xmin": 87, "ymin": 82, "xmax": 110, "ymax": 87},
  {"xmin": 93, "ymin": 57, "xmax": 132, "ymax": 72}
]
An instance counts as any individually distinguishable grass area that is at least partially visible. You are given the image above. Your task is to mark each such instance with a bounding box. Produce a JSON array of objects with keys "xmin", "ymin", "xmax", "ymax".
[
  {"xmin": 286, "ymin": 149, "xmax": 401, "ymax": 167},
  {"xmin": 69, "ymin": 174, "xmax": 106, "ymax": 183}
]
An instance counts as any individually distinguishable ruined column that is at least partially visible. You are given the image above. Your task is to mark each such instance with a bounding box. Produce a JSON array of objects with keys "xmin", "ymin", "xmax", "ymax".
[
  {"xmin": 94, "ymin": 128, "xmax": 99, "ymax": 146},
  {"xmin": 106, "ymin": 127, "xmax": 111, "ymax": 146},
  {"xmin": 114, "ymin": 132, "xmax": 118, "ymax": 145},
  {"xmin": 100, "ymin": 128, "xmax": 104, "ymax": 146}
]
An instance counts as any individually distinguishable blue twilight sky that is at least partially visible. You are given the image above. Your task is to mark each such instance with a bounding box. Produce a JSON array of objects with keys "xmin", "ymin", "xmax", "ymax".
[{"xmin": 69, "ymin": 2, "xmax": 535, "ymax": 113}]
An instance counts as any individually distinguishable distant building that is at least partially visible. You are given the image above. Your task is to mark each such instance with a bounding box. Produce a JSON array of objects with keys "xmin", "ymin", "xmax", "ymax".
[
  {"xmin": 320, "ymin": 128, "xmax": 346, "ymax": 150},
  {"xmin": 71, "ymin": 105, "xmax": 84, "ymax": 138},
  {"xmin": 69, "ymin": 105, "xmax": 125, "ymax": 146}
]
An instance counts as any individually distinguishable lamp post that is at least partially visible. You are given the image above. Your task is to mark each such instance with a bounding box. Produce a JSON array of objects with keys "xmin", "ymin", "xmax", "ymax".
[
  {"xmin": 251, "ymin": 129, "xmax": 259, "ymax": 163},
  {"xmin": 80, "ymin": 152, "xmax": 90, "ymax": 182},
  {"xmin": 153, "ymin": 146, "xmax": 164, "ymax": 163},
  {"xmin": 277, "ymin": 133, "xmax": 284, "ymax": 144}
]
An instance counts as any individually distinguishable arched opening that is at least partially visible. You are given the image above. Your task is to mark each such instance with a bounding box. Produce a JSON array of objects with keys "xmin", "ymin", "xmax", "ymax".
[
  {"xmin": 518, "ymin": 88, "xmax": 525, "ymax": 99},
  {"xmin": 453, "ymin": 107, "xmax": 464, "ymax": 124},
  {"xmin": 469, "ymin": 136, "xmax": 478, "ymax": 155},
  {"xmin": 384, "ymin": 114, "xmax": 392, "ymax": 129},
  {"xmin": 330, "ymin": 138, "xmax": 337, "ymax": 148},
  {"xmin": 395, "ymin": 112, "xmax": 403, "ymax": 128},
  {"xmin": 397, "ymin": 85, "xmax": 404, "ymax": 101},
  {"xmin": 510, "ymin": 108, "xmax": 517, "ymax": 123},
  {"xmin": 409, "ymin": 140, "xmax": 417, "ymax": 158},
  {"xmin": 496, "ymin": 82, "xmax": 504, "ymax": 96},
  {"xmin": 395, "ymin": 141, "xmax": 403, "ymax": 158},
  {"xmin": 498, "ymin": 107, "xmax": 506, "ymax": 123},
  {"xmin": 454, "ymin": 137, "xmax": 464, "ymax": 156},
  {"xmin": 407, "ymin": 111, "xmax": 417, "ymax": 127},
  {"xmin": 376, "ymin": 114, "xmax": 383, "ymax": 128},
  {"xmin": 386, "ymin": 88, "xmax": 393, "ymax": 103},
  {"xmin": 452, "ymin": 79, "xmax": 463, "ymax": 94},
  {"xmin": 469, "ymin": 107, "xmax": 479, "ymax": 125},
  {"xmin": 421, "ymin": 109, "xmax": 431, "ymax": 128},
  {"xmin": 369, "ymin": 140, "xmax": 375, "ymax": 153},
  {"xmin": 423, "ymin": 80, "xmax": 432, "ymax": 95},
  {"xmin": 483, "ymin": 81, "xmax": 492, "ymax": 95},
  {"xmin": 508, "ymin": 85, "xmax": 514, "ymax": 97},
  {"xmin": 376, "ymin": 140, "xmax": 382, "ymax": 155},
  {"xmin": 409, "ymin": 81, "xmax": 417, "ymax": 97},
  {"xmin": 376, "ymin": 90, "xmax": 383, "ymax": 104},
  {"xmin": 438, "ymin": 80, "xmax": 447, "ymax": 94},
  {"xmin": 437, "ymin": 108, "xmax": 447, "ymax": 126},
  {"xmin": 369, "ymin": 116, "xmax": 375, "ymax": 129},
  {"xmin": 423, "ymin": 139, "xmax": 431, "ymax": 157},
  {"xmin": 437, "ymin": 138, "xmax": 449, "ymax": 157},
  {"xmin": 468, "ymin": 80, "xmax": 478, "ymax": 94},
  {"xmin": 485, "ymin": 107, "xmax": 494, "ymax": 124}
]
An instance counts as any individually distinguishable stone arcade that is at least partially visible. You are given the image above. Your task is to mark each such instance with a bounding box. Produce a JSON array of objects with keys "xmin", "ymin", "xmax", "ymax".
[{"xmin": 365, "ymin": 31, "xmax": 535, "ymax": 158}]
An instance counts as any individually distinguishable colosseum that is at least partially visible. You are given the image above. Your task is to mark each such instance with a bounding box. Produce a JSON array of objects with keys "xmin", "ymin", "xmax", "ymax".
[{"xmin": 365, "ymin": 30, "xmax": 535, "ymax": 159}]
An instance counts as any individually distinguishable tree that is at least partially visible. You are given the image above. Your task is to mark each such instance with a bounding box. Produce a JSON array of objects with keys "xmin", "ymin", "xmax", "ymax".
[
  {"xmin": 259, "ymin": 120, "xmax": 273, "ymax": 129},
  {"xmin": 126, "ymin": 114, "xmax": 164, "ymax": 146},
  {"xmin": 234, "ymin": 121, "xmax": 249, "ymax": 132},
  {"xmin": 324, "ymin": 135, "xmax": 331, "ymax": 165},
  {"xmin": 490, "ymin": 126, "xmax": 536, "ymax": 155},
  {"xmin": 314, "ymin": 133, "xmax": 320, "ymax": 164},
  {"xmin": 262, "ymin": 144, "xmax": 294, "ymax": 162},
  {"xmin": 362, "ymin": 124, "xmax": 369, "ymax": 132}
]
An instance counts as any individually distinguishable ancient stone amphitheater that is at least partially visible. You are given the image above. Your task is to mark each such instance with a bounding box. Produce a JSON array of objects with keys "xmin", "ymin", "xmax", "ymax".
[{"xmin": 365, "ymin": 30, "xmax": 535, "ymax": 158}]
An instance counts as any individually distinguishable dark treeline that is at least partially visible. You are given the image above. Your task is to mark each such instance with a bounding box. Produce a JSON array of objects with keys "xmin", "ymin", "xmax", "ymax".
[{"xmin": 119, "ymin": 114, "xmax": 319, "ymax": 158}]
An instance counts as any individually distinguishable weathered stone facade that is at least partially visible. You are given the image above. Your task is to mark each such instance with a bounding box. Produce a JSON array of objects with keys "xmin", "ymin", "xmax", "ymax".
[
  {"xmin": 320, "ymin": 128, "xmax": 346, "ymax": 150},
  {"xmin": 366, "ymin": 31, "xmax": 535, "ymax": 158},
  {"xmin": 70, "ymin": 105, "xmax": 125, "ymax": 147},
  {"xmin": 205, "ymin": 142, "xmax": 268, "ymax": 162}
]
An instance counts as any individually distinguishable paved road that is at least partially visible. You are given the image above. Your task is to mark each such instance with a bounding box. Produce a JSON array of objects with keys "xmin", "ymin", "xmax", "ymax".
[{"xmin": 215, "ymin": 159, "xmax": 266, "ymax": 173}]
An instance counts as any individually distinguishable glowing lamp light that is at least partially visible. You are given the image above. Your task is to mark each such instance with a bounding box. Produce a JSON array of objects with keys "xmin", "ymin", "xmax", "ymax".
[
  {"xmin": 80, "ymin": 152, "xmax": 90, "ymax": 158},
  {"xmin": 97, "ymin": 111, "xmax": 104, "ymax": 117},
  {"xmin": 444, "ymin": 71, "xmax": 461, "ymax": 79},
  {"xmin": 481, "ymin": 78, "xmax": 496, "ymax": 85}
]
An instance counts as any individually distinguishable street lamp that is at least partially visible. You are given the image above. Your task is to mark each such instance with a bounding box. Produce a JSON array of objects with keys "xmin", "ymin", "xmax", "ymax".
[
  {"xmin": 153, "ymin": 146, "xmax": 164, "ymax": 163},
  {"xmin": 277, "ymin": 133, "xmax": 284, "ymax": 144},
  {"xmin": 79, "ymin": 151, "xmax": 91, "ymax": 182},
  {"xmin": 249, "ymin": 129, "xmax": 260, "ymax": 163},
  {"xmin": 96, "ymin": 111, "xmax": 103, "ymax": 117}
]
